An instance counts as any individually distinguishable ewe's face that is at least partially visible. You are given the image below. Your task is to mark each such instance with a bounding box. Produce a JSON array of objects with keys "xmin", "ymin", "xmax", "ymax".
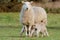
[{"xmin": 22, "ymin": 2, "xmax": 32, "ymax": 10}]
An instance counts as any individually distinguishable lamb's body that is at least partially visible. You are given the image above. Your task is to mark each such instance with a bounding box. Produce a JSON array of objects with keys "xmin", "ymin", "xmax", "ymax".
[{"xmin": 31, "ymin": 23, "xmax": 49, "ymax": 37}]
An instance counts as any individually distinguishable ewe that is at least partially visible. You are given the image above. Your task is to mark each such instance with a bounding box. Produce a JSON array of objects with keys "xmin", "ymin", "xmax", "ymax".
[
  {"xmin": 20, "ymin": 1, "xmax": 35, "ymax": 36},
  {"xmin": 20, "ymin": 1, "xmax": 48, "ymax": 37}
]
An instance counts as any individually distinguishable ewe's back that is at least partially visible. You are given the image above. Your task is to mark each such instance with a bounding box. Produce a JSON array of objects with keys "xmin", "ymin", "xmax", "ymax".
[{"xmin": 32, "ymin": 6, "xmax": 47, "ymax": 24}]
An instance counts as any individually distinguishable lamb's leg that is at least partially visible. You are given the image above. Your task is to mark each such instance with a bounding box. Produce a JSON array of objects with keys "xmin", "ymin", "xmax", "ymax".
[
  {"xmin": 36, "ymin": 31, "xmax": 40, "ymax": 37},
  {"xmin": 42, "ymin": 30, "xmax": 49, "ymax": 37},
  {"xmin": 36, "ymin": 28, "xmax": 40, "ymax": 37},
  {"xmin": 30, "ymin": 28, "xmax": 35, "ymax": 37},
  {"xmin": 45, "ymin": 30, "xmax": 49, "ymax": 37},
  {"xmin": 41, "ymin": 34, "xmax": 43, "ymax": 37}
]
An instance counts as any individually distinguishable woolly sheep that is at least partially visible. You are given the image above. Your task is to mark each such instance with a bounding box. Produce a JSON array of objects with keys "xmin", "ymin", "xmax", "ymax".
[
  {"xmin": 30, "ymin": 22, "xmax": 49, "ymax": 37},
  {"xmin": 20, "ymin": 1, "xmax": 48, "ymax": 37},
  {"xmin": 20, "ymin": 1, "xmax": 35, "ymax": 36}
]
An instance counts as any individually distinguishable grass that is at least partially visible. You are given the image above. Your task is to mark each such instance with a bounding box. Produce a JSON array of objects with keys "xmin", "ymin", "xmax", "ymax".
[{"xmin": 0, "ymin": 12, "xmax": 60, "ymax": 40}]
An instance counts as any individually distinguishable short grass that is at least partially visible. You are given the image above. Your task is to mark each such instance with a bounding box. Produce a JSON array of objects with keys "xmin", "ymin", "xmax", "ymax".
[{"xmin": 0, "ymin": 12, "xmax": 60, "ymax": 40}]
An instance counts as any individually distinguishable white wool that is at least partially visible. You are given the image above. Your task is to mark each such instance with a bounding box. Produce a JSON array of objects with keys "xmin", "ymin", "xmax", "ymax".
[
  {"xmin": 20, "ymin": 4, "xmax": 35, "ymax": 25},
  {"xmin": 32, "ymin": 6, "xmax": 47, "ymax": 24},
  {"xmin": 20, "ymin": 1, "xmax": 48, "ymax": 37},
  {"xmin": 34, "ymin": 23, "xmax": 49, "ymax": 37}
]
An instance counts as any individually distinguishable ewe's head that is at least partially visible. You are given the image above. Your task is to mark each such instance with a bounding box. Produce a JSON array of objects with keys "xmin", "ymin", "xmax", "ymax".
[{"xmin": 22, "ymin": 1, "xmax": 33, "ymax": 10}]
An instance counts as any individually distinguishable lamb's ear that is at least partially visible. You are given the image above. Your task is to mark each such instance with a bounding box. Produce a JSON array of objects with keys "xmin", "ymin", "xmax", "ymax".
[
  {"xmin": 30, "ymin": 1, "xmax": 33, "ymax": 4},
  {"xmin": 21, "ymin": 1, "xmax": 25, "ymax": 4}
]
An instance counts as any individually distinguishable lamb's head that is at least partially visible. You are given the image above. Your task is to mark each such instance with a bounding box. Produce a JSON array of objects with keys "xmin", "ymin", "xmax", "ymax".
[{"xmin": 22, "ymin": 1, "xmax": 33, "ymax": 11}]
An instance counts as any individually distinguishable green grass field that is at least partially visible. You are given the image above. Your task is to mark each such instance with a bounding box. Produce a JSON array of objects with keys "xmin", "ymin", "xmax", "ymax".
[{"xmin": 0, "ymin": 12, "xmax": 60, "ymax": 40}]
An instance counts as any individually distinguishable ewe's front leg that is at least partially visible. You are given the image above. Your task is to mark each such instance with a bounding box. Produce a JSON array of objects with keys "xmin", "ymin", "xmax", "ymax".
[
  {"xmin": 20, "ymin": 25, "xmax": 25, "ymax": 35},
  {"xmin": 24, "ymin": 25, "xmax": 28, "ymax": 36},
  {"xmin": 29, "ymin": 25, "xmax": 32, "ymax": 37}
]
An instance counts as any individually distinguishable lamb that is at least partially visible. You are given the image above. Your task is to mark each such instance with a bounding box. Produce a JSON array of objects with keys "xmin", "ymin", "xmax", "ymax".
[
  {"xmin": 20, "ymin": 1, "xmax": 48, "ymax": 37},
  {"xmin": 30, "ymin": 22, "xmax": 49, "ymax": 37}
]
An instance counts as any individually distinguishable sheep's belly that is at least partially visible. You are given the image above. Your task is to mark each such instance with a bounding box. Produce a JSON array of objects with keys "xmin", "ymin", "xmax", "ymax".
[{"xmin": 22, "ymin": 16, "xmax": 34, "ymax": 25}]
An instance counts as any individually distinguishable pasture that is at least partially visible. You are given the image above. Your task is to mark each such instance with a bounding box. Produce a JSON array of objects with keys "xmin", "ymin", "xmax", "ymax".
[{"xmin": 0, "ymin": 12, "xmax": 60, "ymax": 40}]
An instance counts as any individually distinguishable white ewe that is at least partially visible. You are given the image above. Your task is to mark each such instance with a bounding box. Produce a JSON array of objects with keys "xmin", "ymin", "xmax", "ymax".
[
  {"xmin": 20, "ymin": 1, "xmax": 35, "ymax": 36},
  {"xmin": 20, "ymin": 1, "xmax": 48, "ymax": 37}
]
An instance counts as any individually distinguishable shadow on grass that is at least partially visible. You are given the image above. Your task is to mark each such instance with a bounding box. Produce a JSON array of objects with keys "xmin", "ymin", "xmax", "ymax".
[
  {"xmin": 0, "ymin": 36, "xmax": 26, "ymax": 38},
  {"xmin": 0, "ymin": 26, "xmax": 60, "ymax": 30},
  {"xmin": 47, "ymin": 26, "xmax": 60, "ymax": 30},
  {"xmin": 0, "ymin": 26, "xmax": 21, "ymax": 28}
]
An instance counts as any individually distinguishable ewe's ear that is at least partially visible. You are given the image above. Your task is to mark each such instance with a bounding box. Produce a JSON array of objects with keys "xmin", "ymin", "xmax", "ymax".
[
  {"xmin": 30, "ymin": 1, "xmax": 33, "ymax": 4},
  {"xmin": 21, "ymin": 1, "xmax": 25, "ymax": 4}
]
